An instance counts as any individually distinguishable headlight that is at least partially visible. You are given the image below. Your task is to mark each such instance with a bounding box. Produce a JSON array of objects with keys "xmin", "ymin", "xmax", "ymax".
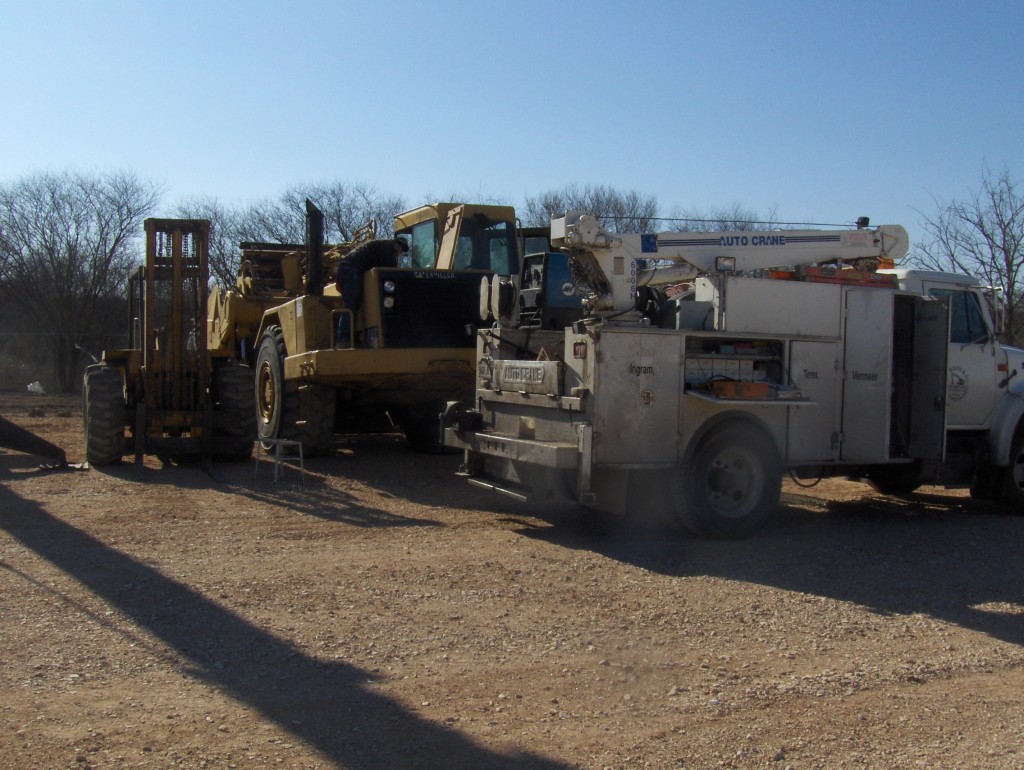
[
  {"xmin": 383, "ymin": 280, "xmax": 396, "ymax": 293},
  {"xmin": 383, "ymin": 296, "xmax": 396, "ymax": 309}
]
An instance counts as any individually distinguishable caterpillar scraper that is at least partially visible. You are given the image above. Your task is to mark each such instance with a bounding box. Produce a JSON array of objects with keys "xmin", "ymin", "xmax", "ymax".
[{"xmin": 207, "ymin": 201, "xmax": 521, "ymax": 455}]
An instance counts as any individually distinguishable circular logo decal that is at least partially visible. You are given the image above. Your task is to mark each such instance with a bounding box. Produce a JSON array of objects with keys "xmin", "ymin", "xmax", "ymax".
[{"xmin": 948, "ymin": 365, "xmax": 969, "ymax": 402}]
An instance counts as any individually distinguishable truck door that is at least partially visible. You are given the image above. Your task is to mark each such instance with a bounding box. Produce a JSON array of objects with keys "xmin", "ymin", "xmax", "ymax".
[
  {"xmin": 907, "ymin": 296, "xmax": 948, "ymax": 460},
  {"xmin": 926, "ymin": 286, "xmax": 1000, "ymax": 429}
]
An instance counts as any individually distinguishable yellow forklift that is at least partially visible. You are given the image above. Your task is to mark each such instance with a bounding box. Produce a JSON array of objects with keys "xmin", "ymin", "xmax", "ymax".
[{"xmin": 83, "ymin": 219, "xmax": 255, "ymax": 465}]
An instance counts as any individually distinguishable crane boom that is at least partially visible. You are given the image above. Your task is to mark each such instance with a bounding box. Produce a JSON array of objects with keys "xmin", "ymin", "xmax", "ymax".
[{"xmin": 550, "ymin": 212, "xmax": 910, "ymax": 315}]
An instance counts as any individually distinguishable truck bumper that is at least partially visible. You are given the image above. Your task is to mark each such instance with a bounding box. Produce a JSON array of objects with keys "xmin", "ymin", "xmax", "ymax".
[
  {"xmin": 444, "ymin": 428, "xmax": 580, "ymax": 468},
  {"xmin": 285, "ymin": 348, "xmax": 474, "ymax": 380}
]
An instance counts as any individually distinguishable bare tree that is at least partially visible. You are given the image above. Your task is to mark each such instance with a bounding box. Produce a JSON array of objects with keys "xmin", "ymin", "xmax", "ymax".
[
  {"xmin": 176, "ymin": 183, "xmax": 407, "ymax": 288},
  {"xmin": 663, "ymin": 203, "xmax": 782, "ymax": 232},
  {"xmin": 522, "ymin": 184, "xmax": 659, "ymax": 233},
  {"xmin": 175, "ymin": 196, "xmax": 243, "ymax": 288},
  {"xmin": 914, "ymin": 166, "xmax": 1024, "ymax": 343},
  {"xmin": 238, "ymin": 182, "xmax": 406, "ymax": 246},
  {"xmin": 313, "ymin": 182, "xmax": 406, "ymax": 242},
  {"xmin": 417, "ymin": 190, "xmax": 508, "ymax": 208},
  {"xmin": 0, "ymin": 170, "xmax": 161, "ymax": 392}
]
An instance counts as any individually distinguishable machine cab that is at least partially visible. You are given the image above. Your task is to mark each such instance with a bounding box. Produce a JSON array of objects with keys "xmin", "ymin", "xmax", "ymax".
[{"xmin": 394, "ymin": 203, "xmax": 519, "ymax": 276}]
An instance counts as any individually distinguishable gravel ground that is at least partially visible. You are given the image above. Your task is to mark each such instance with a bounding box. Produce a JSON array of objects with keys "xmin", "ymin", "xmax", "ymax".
[{"xmin": 1, "ymin": 392, "xmax": 1023, "ymax": 769}]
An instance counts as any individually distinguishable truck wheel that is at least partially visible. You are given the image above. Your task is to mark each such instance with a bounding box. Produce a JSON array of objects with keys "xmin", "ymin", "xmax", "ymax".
[
  {"xmin": 255, "ymin": 326, "xmax": 335, "ymax": 457},
  {"xmin": 865, "ymin": 462, "xmax": 922, "ymax": 496},
  {"xmin": 294, "ymin": 382, "xmax": 336, "ymax": 457},
  {"xmin": 1001, "ymin": 436, "xmax": 1024, "ymax": 513},
  {"xmin": 674, "ymin": 425, "xmax": 781, "ymax": 539},
  {"xmin": 212, "ymin": 360, "xmax": 256, "ymax": 460},
  {"xmin": 256, "ymin": 325, "xmax": 297, "ymax": 447},
  {"xmin": 83, "ymin": 363, "xmax": 126, "ymax": 466}
]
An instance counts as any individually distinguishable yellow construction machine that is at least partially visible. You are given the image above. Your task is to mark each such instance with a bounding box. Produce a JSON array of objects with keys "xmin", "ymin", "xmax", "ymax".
[
  {"xmin": 83, "ymin": 219, "xmax": 255, "ymax": 465},
  {"xmin": 207, "ymin": 201, "xmax": 520, "ymax": 455}
]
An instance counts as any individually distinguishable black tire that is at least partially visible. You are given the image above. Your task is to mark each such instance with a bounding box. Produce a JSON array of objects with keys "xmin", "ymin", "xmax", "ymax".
[
  {"xmin": 1001, "ymin": 435, "xmax": 1024, "ymax": 513},
  {"xmin": 212, "ymin": 360, "xmax": 256, "ymax": 460},
  {"xmin": 83, "ymin": 364, "xmax": 126, "ymax": 466},
  {"xmin": 865, "ymin": 461, "xmax": 922, "ymax": 496},
  {"xmin": 400, "ymin": 399, "xmax": 451, "ymax": 454},
  {"xmin": 674, "ymin": 424, "xmax": 782, "ymax": 539},
  {"xmin": 293, "ymin": 382, "xmax": 336, "ymax": 457},
  {"xmin": 255, "ymin": 326, "xmax": 335, "ymax": 457},
  {"xmin": 256, "ymin": 326, "xmax": 293, "ymax": 447}
]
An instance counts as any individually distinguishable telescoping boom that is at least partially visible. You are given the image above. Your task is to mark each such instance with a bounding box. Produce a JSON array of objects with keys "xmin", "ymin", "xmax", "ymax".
[{"xmin": 551, "ymin": 212, "xmax": 910, "ymax": 315}]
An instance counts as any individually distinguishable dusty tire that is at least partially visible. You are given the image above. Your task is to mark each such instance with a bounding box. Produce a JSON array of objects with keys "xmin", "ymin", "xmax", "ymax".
[
  {"xmin": 1001, "ymin": 436, "xmax": 1024, "ymax": 513},
  {"xmin": 255, "ymin": 326, "xmax": 335, "ymax": 457},
  {"xmin": 212, "ymin": 360, "xmax": 256, "ymax": 460},
  {"xmin": 674, "ymin": 424, "xmax": 782, "ymax": 539},
  {"xmin": 294, "ymin": 382, "xmax": 336, "ymax": 457},
  {"xmin": 865, "ymin": 462, "xmax": 923, "ymax": 496},
  {"xmin": 83, "ymin": 364, "xmax": 126, "ymax": 466},
  {"xmin": 256, "ymin": 326, "xmax": 294, "ymax": 447}
]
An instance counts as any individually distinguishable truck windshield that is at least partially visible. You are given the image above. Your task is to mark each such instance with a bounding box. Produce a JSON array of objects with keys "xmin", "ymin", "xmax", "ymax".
[{"xmin": 453, "ymin": 217, "xmax": 518, "ymax": 276}]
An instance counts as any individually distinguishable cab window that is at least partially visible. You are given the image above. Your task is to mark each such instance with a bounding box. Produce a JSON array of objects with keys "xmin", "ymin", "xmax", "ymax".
[
  {"xmin": 399, "ymin": 220, "xmax": 438, "ymax": 269},
  {"xmin": 452, "ymin": 217, "xmax": 519, "ymax": 275},
  {"xmin": 929, "ymin": 288, "xmax": 989, "ymax": 344},
  {"xmin": 523, "ymin": 235, "xmax": 551, "ymax": 255}
]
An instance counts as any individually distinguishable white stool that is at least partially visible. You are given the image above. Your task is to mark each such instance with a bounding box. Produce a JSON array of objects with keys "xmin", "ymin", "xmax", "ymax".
[{"xmin": 254, "ymin": 439, "xmax": 305, "ymax": 483}]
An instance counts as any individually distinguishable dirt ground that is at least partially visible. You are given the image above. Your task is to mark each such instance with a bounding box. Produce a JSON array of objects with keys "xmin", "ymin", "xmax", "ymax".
[{"xmin": 1, "ymin": 391, "xmax": 1023, "ymax": 770}]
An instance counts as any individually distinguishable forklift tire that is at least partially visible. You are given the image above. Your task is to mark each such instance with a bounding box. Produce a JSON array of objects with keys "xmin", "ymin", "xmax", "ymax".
[
  {"xmin": 1001, "ymin": 435, "xmax": 1024, "ymax": 513},
  {"xmin": 674, "ymin": 424, "xmax": 782, "ymax": 539},
  {"xmin": 83, "ymin": 363, "xmax": 126, "ymax": 466},
  {"xmin": 212, "ymin": 360, "xmax": 256, "ymax": 460}
]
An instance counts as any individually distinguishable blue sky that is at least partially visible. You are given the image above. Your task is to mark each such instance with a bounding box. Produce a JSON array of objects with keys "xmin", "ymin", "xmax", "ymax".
[{"xmin": 2, "ymin": 0, "xmax": 1022, "ymax": 247}]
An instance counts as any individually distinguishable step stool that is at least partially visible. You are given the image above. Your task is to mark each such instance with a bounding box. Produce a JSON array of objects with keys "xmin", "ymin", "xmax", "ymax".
[{"xmin": 254, "ymin": 439, "xmax": 305, "ymax": 483}]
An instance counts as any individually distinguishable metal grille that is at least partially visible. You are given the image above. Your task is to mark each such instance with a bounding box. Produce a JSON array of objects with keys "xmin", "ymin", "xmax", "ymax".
[{"xmin": 377, "ymin": 270, "xmax": 483, "ymax": 348}]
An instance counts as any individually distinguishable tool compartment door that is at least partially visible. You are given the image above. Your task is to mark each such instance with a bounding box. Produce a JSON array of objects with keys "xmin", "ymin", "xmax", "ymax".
[
  {"xmin": 787, "ymin": 340, "xmax": 841, "ymax": 462},
  {"xmin": 593, "ymin": 330, "xmax": 681, "ymax": 465},
  {"xmin": 840, "ymin": 289, "xmax": 894, "ymax": 462}
]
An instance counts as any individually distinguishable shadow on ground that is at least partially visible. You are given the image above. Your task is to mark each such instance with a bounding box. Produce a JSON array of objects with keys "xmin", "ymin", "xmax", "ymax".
[
  {"xmin": 514, "ymin": 487, "xmax": 1024, "ymax": 648},
  {"xmin": 0, "ymin": 483, "xmax": 573, "ymax": 770}
]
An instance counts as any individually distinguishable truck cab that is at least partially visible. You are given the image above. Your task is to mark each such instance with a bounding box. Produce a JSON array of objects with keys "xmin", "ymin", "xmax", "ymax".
[{"xmin": 883, "ymin": 269, "xmax": 1024, "ymax": 432}]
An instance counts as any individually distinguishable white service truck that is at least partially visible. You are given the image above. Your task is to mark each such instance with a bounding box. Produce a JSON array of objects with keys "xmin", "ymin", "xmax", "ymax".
[{"xmin": 443, "ymin": 213, "xmax": 1024, "ymax": 538}]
